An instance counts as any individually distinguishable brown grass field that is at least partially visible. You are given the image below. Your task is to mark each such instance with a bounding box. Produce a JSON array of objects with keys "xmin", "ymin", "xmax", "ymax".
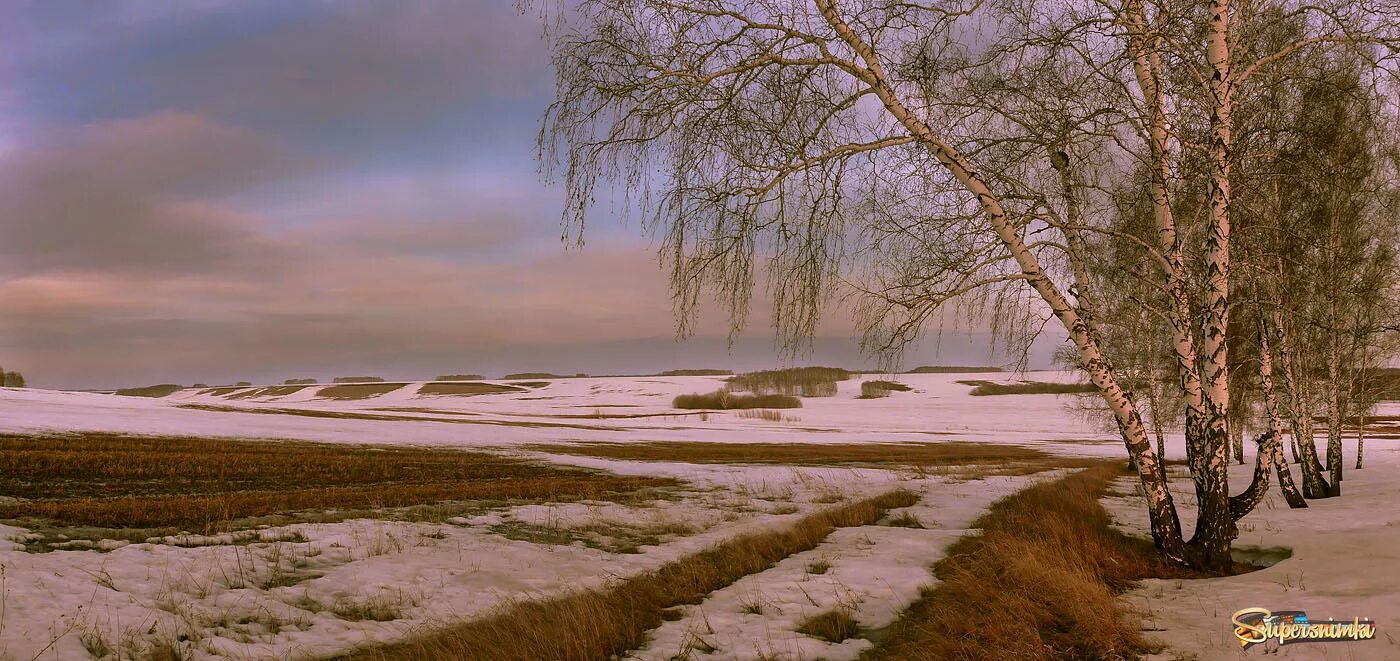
[
  {"xmin": 958, "ymin": 379, "xmax": 1099, "ymax": 396},
  {"xmin": 417, "ymin": 382, "xmax": 526, "ymax": 396},
  {"xmin": 672, "ymin": 390, "xmax": 803, "ymax": 409},
  {"xmin": 531, "ymin": 441, "xmax": 1101, "ymax": 476},
  {"xmin": 865, "ymin": 463, "xmax": 1238, "ymax": 660},
  {"xmin": 334, "ymin": 490, "xmax": 919, "ymax": 661},
  {"xmin": 113, "ymin": 383, "xmax": 185, "ymax": 397},
  {"xmin": 176, "ymin": 403, "xmax": 627, "ymax": 431},
  {"xmin": 315, "ymin": 383, "xmax": 407, "ymax": 399},
  {"xmin": 226, "ymin": 380, "xmax": 312, "ymax": 397},
  {"xmin": 0, "ymin": 433, "xmax": 675, "ymax": 533}
]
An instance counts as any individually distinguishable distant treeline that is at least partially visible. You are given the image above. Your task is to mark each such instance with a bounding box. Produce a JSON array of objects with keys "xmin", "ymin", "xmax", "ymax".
[
  {"xmin": 0, "ymin": 366, "xmax": 26, "ymax": 388},
  {"xmin": 284, "ymin": 378, "xmax": 318, "ymax": 385},
  {"xmin": 659, "ymin": 369, "xmax": 734, "ymax": 376},
  {"xmin": 909, "ymin": 366, "xmax": 1003, "ymax": 373},
  {"xmin": 727, "ymin": 366, "xmax": 850, "ymax": 397},
  {"xmin": 436, "ymin": 374, "xmax": 485, "ymax": 381},
  {"xmin": 333, "ymin": 376, "xmax": 386, "ymax": 383}
]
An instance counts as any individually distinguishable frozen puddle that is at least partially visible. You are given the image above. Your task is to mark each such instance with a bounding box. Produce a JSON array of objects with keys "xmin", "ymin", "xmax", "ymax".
[{"xmin": 629, "ymin": 473, "xmax": 1057, "ymax": 661}]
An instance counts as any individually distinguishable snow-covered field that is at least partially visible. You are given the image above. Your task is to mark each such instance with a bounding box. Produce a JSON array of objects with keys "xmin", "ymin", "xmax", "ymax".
[{"xmin": 0, "ymin": 372, "xmax": 1394, "ymax": 660}]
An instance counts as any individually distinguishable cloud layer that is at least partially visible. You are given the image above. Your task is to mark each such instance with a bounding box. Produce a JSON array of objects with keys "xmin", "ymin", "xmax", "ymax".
[{"xmin": 0, "ymin": 1, "xmax": 1041, "ymax": 388}]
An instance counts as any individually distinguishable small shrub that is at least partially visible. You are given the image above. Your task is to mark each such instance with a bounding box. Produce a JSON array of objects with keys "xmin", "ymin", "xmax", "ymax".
[
  {"xmin": 672, "ymin": 391, "xmax": 802, "ymax": 410},
  {"xmin": 736, "ymin": 409, "xmax": 795, "ymax": 422},
  {"xmin": 797, "ymin": 609, "xmax": 861, "ymax": 643},
  {"xmin": 859, "ymin": 380, "xmax": 912, "ymax": 399},
  {"xmin": 806, "ymin": 559, "xmax": 831, "ymax": 575}
]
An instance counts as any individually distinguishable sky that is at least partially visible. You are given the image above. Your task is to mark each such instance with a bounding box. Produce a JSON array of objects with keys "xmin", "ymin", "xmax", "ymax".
[{"xmin": 0, "ymin": 1, "xmax": 1058, "ymax": 389}]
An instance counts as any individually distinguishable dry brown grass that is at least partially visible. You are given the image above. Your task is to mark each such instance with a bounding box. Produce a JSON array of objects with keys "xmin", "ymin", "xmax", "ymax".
[
  {"xmin": 672, "ymin": 391, "xmax": 802, "ymax": 409},
  {"xmin": 197, "ymin": 386, "xmax": 246, "ymax": 397},
  {"xmin": 417, "ymin": 382, "xmax": 525, "ymax": 396},
  {"xmin": 735, "ymin": 408, "xmax": 796, "ymax": 422},
  {"xmin": 531, "ymin": 441, "xmax": 1098, "ymax": 476},
  {"xmin": 332, "ymin": 490, "xmax": 918, "ymax": 661},
  {"xmin": 316, "ymin": 383, "xmax": 407, "ymax": 399},
  {"xmin": 798, "ymin": 609, "xmax": 862, "ymax": 643},
  {"xmin": 177, "ymin": 403, "xmax": 624, "ymax": 431},
  {"xmin": 228, "ymin": 384, "xmax": 313, "ymax": 399},
  {"xmin": 958, "ymin": 380, "xmax": 1098, "ymax": 396},
  {"xmin": 859, "ymin": 380, "xmax": 912, "ymax": 398},
  {"xmin": 114, "ymin": 384, "xmax": 184, "ymax": 398},
  {"xmin": 910, "ymin": 365, "xmax": 1002, "ymax": 373},
  {"xmin": 864, "ymin": 463, "xmax": 1233, "ymax": 661},
  {"xmin": 0, "ymin": 433, "xmax": 675, "ymax": 533}
]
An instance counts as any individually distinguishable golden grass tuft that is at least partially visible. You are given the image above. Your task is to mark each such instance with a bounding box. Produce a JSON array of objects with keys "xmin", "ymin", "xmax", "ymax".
[
  {"xmin": 735, "ymin": 408, "xmax": 796, "ymax": 422},
  {"xmin": 333, "ymin": 490, "xmax": 919, "ymax": 661},
  {"xmin": 864, "ymin": 463, "xmax": 1226, "ymax": 660},
  {"xmin": 798, "ymin": 609, "xmax": 862, "ymax": 643}
]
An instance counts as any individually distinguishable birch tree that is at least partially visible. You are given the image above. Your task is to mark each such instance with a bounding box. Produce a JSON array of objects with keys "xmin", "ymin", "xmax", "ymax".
[{"xmin": 533, "ymin": 0, "xmax": 1398, "ymax": 570}]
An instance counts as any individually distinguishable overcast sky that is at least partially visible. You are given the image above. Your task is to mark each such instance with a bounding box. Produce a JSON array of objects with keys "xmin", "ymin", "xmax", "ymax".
[{"xmin": 0, "ymin": 1, "xmax": 1057, "ymax": 389}]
